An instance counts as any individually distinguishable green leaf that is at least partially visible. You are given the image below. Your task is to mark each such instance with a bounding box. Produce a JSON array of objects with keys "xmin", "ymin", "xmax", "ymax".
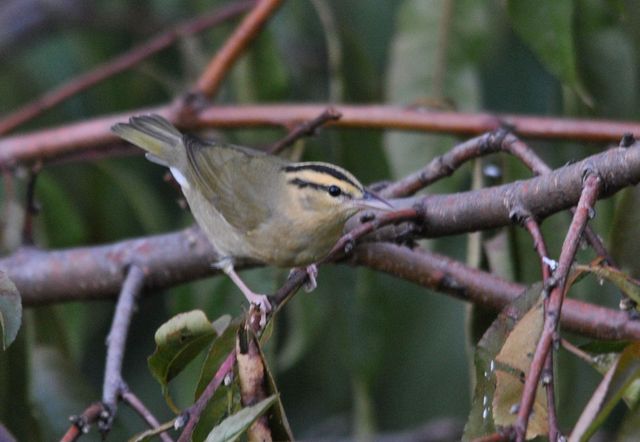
[
  {"xmin": 570, "ymin": 343, "xmax": 640, "ymax": 442},
  {"xmin": 148, "ymin": 310, "xmax": 217, "ymax": 410},
  {"xmin": 580, "ymin": 340, "xmax": 630, "ymax": 355},
  {"xmin": 204, "ymin": 395, "xmax": 277, "ymax": 442},
  {"xmin": 463, "ymin": 283, "xmax": 542, "ymax": 441},
  {"xmin": 574, "ymin": 263, "xmax": 640, "ymax": 306},
  {"xmin": 507, "ymin": 0, "xmax": 592, "ymax": 105},
  {"xmin": 0, "ymin": 271, "xmax": 21, "ymax": 350}
]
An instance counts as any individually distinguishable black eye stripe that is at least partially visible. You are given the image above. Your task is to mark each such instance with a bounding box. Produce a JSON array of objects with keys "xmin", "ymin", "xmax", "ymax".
[{"xmin": 288, "ymin": 178, "xmax": 352, "ymax": 198}]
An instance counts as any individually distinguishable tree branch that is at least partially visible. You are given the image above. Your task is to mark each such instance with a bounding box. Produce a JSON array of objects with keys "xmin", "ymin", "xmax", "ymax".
[
  {"xmin": 192, "ymin": 0, "xmax": 283, "ymax": 99},
  {"xmin": 515, "ymin": 173, "xmax": 601, "ymax": 441},
  {"xmin": 101, "ymin": 265, "xmax": 145, "ymax": 434},
  {"xmin": 121, "ymin": 389, "xmax": 174, "ymax": 442},
  {"xmin": 60, "ymin": 402, "xmax": 104, "ymax": 442},
  {"xmin": 2, "ymin": 145, "xmax": 640, "ymax": 342},
  {"xmin": 352, "ymin": 243, "xmax": 640, "ymax": 341},
  {"xmin": 522, "ymin": 217, "xmax": 559, "ymax": 440},
  {"xmin": 409, "ymin": 144, "xmax": 640, "ymax": 238},
  {"xmin": 3, "ymin": 104, "xmax": 640, "ymax": 168}
]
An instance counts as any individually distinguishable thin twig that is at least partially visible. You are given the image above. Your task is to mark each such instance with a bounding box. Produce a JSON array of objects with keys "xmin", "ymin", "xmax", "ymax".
[
  {"xmin": 60, "ymin": 402, "xmax": 105, "ymax": 442},
  {"xmin": 193, "ymin": 0, "xmax": 283, "ymax": 98},
  {"xmin": 561, "ymin": 338, "xmax": 594, "ymax": 365},
  {"xmin": 515, "ymin": 173, "xmax": 601, "ymax": 441},
  {"xmin": 101, "ymin": 265, "xmax": 145, "ymax": 434},
  {"xmin": 0, "ymin": 1, "xmax": 254, "ymax": 135},
  {"xmin": 121, "ymin": 388, "xmax": 174, "ymax": 442},
  {"xmin": 177, "ymin": 350, "xmax": 237, "ymax": 442},
  {"xmin": 326, "ymin": 208, "xmax": 419, "ymax": 261},
  {"xmin": 523, "ymin": 217, "xmax": 559, "ymax": 440},
  {"xmin": 381, "ymin": 131, "xmax": 508, "ymax": 198},
  {"xmin": 267, "ymin": 107, "xmax": 342, "ymax": 154},
  {"xmin": 523, "ymin": 218, "xmax": 551, "ymax": 282}
]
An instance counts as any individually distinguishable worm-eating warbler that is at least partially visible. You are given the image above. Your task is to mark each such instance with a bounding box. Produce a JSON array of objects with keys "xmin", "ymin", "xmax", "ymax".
[{"xmin": 112, "ymin": 115, "xmax": 391, "ymax": 322}]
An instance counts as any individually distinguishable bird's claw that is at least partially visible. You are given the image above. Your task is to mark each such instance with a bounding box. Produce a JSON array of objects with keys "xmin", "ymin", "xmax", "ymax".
[
  {"xmin": 248, "ymin": 294, "xmax": 272, "ymax": 329},
  {"xmin": 304, "ymin": 264, "xmax": 318, "ymax": 292}
]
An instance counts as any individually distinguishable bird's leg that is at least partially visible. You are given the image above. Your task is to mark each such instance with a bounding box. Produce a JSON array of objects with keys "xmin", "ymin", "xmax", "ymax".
[
  {"xmin": 217, "ymin": 260, "xmax": 271, "ymax": 328},
  {"xmin": 289, "ymin": 264, "xmax": 318, "ymax": 293}
]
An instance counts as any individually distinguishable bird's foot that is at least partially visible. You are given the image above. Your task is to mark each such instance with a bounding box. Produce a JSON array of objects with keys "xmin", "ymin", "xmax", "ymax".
[
  {"xmin": 304, "ymin": 264, "xmax": 318, "ymax": 292},
  {"xmin": 217, "ymin": 260, "xmax": 272, "ymax": 329},
  {"xmin": 289, "ymin": 265, "xmax": 319, "ymax": 292},
  {"xmin": 247, "ymin": 292, "xmax": 272, "ymax": 329}
]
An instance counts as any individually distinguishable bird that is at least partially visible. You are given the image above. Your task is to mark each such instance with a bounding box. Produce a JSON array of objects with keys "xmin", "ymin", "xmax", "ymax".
[{"xmin": 111, "ymin": 114, "xmax": 392, "ymax": 325}]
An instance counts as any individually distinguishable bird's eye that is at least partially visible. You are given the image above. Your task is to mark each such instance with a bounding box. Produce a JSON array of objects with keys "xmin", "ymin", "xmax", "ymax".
[{"xmin": 328, "ymin": 185, "xmax": 342, "ymax": 197}]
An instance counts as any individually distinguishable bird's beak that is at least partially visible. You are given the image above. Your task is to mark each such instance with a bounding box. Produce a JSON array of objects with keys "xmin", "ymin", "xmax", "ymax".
[{"xmin": 354, "ymin": 191, "xmax": 395, "ymax": 211}]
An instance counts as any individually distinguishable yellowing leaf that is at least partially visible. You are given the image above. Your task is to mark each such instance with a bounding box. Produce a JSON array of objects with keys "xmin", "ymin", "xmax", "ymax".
[
  {"xmin": 493, "ymin": 298, "xmax": 547, "ymax": 439},
  {"xmin": 463, "ymin": 283, "xmax": 542, "ymax": 441}
]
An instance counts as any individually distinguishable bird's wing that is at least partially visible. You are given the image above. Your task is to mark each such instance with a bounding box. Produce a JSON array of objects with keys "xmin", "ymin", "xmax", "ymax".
[{"xmin": 183, "ymin": 135, "xmax": 284, "ymax": 232}]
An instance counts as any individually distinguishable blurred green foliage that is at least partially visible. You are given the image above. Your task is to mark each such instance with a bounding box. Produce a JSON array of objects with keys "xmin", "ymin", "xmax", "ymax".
[{"xmin": 1, "ymin": 0, "xmax": 640, "ymax": 440}]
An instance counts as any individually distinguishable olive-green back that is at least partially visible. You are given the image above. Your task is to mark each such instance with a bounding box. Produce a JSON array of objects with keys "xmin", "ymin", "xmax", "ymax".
[{"xmin": 183, "ymin": 135, "xmax": 288, "ymax": 233}]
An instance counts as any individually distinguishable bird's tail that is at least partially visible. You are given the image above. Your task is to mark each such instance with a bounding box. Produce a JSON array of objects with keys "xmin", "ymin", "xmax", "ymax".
[{"xmin": 111, "ymin": 114, "xmax": 184, "ymax": 168}]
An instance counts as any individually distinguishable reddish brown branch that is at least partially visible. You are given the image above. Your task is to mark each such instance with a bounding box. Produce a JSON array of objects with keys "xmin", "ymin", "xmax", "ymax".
[
  {"xmin": 177, "ymin": 350, "xmax": 237, "ymax": 442},
  {"xmin": 523, "ymin": 217, "xmax": 559, "ymax": 440},
  {"xmin": 515, "ymin": 173, "xmax": 601, "ymax": 441},
  {"xmin": 193, "ymin": 0, "xmax": 283, "ymax": 98},
  {"xmin": 381, "ymin": 131, "xmax": 506, "ymax": 198},
  {"xmin": 3, "ymin": 104, "xmax": 640, "ymax": 168},
  {"xmin": 351, "ymin": 242, "xmax": 640, "ymax": 341},
  {"xmin": 60, "ymin": 402, "xmax": 104, "ymax": 442},
  {"xmin": 0, "ymin": 1, "xmax": 254, "ymax": 136}
]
